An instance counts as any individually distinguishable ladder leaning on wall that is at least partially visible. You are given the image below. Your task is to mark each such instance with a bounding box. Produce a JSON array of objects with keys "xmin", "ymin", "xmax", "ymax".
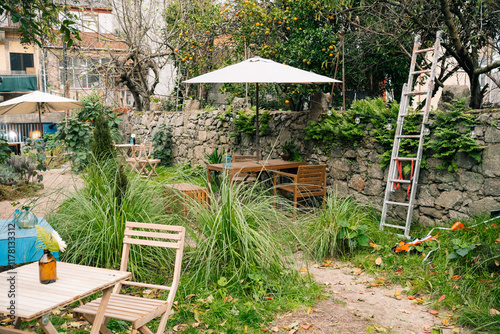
[{"xmin": 379, "ymin": 31, "xmax": 443, "ymax": 238}]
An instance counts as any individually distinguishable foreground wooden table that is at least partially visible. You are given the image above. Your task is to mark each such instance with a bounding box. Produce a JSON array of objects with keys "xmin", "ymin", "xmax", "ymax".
[
  {"xmin": 0, "ymin": 262, "xmax": 131, "ymax": 333},
  {"xmin": 207, "ymin": 159, "xmax": 307, "ymax": 183}
]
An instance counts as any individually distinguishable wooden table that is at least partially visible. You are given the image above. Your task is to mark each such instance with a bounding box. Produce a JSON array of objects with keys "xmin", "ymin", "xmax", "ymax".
[
  {"xmin": 114, "ymin": 144, "xmax": 134, "ymax": 158},
  {"xmin": 0, "ymin": 262, "xmax": 131, "ymax": 333},
  {"xmin": 207, "ymin": 159, "xmax": 307, "ymax": 183}
]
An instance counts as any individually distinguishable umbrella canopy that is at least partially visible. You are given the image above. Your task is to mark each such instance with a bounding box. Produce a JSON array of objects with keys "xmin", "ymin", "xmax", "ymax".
[
  {"xmin": 184, "ymin": 56, "xmax": 341, "ymax": 160},
  {"xmin": 0, "ymin": 91, "xmax": 83, "ymax": 137}
]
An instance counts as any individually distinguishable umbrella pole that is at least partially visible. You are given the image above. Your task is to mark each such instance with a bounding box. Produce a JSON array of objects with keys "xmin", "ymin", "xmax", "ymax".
[
  {"xmin": 255, "ymin": 83, "xmax": 260, "ymax": 162},
  {"xmin": 38, "ymin": 103, "xmax": 43, "ymax": 139}
]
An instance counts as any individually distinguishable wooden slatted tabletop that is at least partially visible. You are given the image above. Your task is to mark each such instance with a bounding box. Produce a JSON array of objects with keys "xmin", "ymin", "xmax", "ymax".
[
  {"xmin": 207, "ymin": 159, "xmax": 307, "ymax": 183},
  {"xmin": 0, "ymin": 262, "xmax": 131, "ymax": 323}
]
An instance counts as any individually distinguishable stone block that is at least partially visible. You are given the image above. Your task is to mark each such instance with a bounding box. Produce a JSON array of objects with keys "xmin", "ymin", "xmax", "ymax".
[
  {"xmin": 485, "ymin": 127, "xmax": 500, "ymax": 143},
  {"xmin": 481, "ymin": 144, "xmax": 500, "ymax": 177},
  {"xmin": 344, "ymin": 150, "xmax": 357, "ymax": 159},
  {"xmin": 457, "ymin": 171, "xmax": 484, "ymax": 192},
  {"xmin": 416, "ymin": 187, "xmax": 435, "ymax": 207},
  {"xmin": 456, "ymin": 152, "xmax": 478, "ymax": 170},
  {"xmin": 364, "ymin": 179, "xmax": 384, "ymax": 196},
  {"xmin": 330, "ymin": 181, "xmax": 348, "ymax": 197},
  {"xmin": 435, "ymin": 190, "xmax": 462, "ymax": 209},
  {"xmin": 420, "ymin": 207, "xmax": 443, "ymax": 218},
  {"xmin": 468, "ymin": 197, "xmax": 499, "ymax": 217},
  {"xmin": 348, "ymin": 174, "xmax": 365, "ymax": 191},
  {"xmin": 198, "ymin": 131, "xmax": 207, "ymax": 142},
  {"xmin": 449, "ymin": 210, "xmax": 469, "ymax": 221},
  {"xmin": 435, "ymin": 170, "xmax": 455, "ymax": 183},
  {"xmin": 367, "ymin": 163, "xmax": 384, "ymax": 179},
  {"xmin": 484, "ymin": 178, "xmax": 500, "ymax": 196}
]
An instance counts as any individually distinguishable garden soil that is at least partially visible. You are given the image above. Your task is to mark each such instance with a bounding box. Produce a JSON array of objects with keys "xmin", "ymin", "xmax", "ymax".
[{"xmin": 0, "ymin": 168, "xmax": 468, "ymax": 333}]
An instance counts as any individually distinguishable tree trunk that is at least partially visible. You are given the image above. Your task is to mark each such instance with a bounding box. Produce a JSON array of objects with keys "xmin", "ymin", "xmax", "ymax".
[{"xmin": 469, "ymin": 73, "xmax": 483, "ymax": 109}]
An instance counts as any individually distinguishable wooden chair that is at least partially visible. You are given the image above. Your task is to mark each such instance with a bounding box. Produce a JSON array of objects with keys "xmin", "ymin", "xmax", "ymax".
[
  {"xmin": 232, "ymin": 155, "xmax": 258, "ymax": 183},
  {"xmin": 73, "ymin": 222, "xmax": 186, "ymax": 334},
  {"xmin": 136, "ymin": 143, "xmax": 161, "ymax": 178},
  {"xmin": 272, "ymin": 164, "xmax": 327, "ymax": 209},
  {"xmin": 125, "ymin": 145, "xmax": 143, "ymax": 173}
]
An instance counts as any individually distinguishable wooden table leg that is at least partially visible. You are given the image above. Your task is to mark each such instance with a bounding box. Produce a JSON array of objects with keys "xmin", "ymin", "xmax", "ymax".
[
  {"xmin": 207, "ymin": 168, "xmax": 212, "ymax": 184},
  {"xmin": 13, "ymin": 317, "xmax": 22, "ymax": 329},
  {"xmin": 38, "ymin": 318, "xmax": 58, "ymax": 334},
  {"xmin": 89, "ymin": 287, "xmax": 112, "ymax": 334}
]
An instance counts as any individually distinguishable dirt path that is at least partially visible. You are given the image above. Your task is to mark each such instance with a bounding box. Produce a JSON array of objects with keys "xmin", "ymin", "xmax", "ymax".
[
  {"xmin": 0, "ymin": 166, "xmax": 83, "ymax": 220},
  {"xmin": 276, "ymin": 260, "xmax": 466, "ymax": 334}
]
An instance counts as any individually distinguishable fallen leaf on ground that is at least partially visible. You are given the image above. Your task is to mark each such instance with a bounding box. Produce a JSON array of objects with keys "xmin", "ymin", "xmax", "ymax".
[
  {"xmin": 395, "ymin": 270, "xmax": 403, "ymax": 274},
  {"xmin": 369, "ymin": 242, "xmax": 378, "ymax": 248},
  {"xmin": 441, "ymin": 318, "xmax": 449, "ymax": 325},
  {"xmin": 375, "ymin": 257, "xmax": 383, "ymax": 266},
  {"xmin": 394, "ymin": 290, "xmax": 401, "ymax": 296},
  {"xmin": 408, "ymin": 295, "xmax": 415, "ymax": 300},
  {"xmin": 438, "ymin": 295, "xmax": 446, "ymax": 302},
  {"xmin": 270, "ymin": 326, "xmax": 279, "ymax": 332},
  {"xmin": 264, "ymin": 296, "xmax": 273, "ymax": 300},
  {"xmin": 354, "ymin": 268, "xmax": 363, "ymax": 275},
  {"xmin": 185, "ymin": 294, "xmax": 196, "ymax": 300},
  {"xmin": 301, "ymin": 324, "xmax": 312, "ymax": 330},
  {"xmin": 299, "ymin": 268, "xmax": 308, "ymax": 273},
  {"xmin": 429, "ymin": 310, "xmax": 439, "ymax": 315},
  {"xmin": 451, "ymin": 275, "xmax": 461, "ymax": 280},
  {"xmin": 400, "ymin": 309, "xmax": 411, "ymax": 314},
  {"xmin": 490, "ymin": 308, "xmax": 500, "ymax": 316}
]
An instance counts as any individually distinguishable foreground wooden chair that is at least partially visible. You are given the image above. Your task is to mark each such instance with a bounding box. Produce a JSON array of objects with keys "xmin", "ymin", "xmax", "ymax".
[
  {"xmin": 73, "ymin": 222, "xmax": 186, "ymax": 334},
  {"xmin": 273, "ymin": 164, "xmax": 327, "ymax": 209}
]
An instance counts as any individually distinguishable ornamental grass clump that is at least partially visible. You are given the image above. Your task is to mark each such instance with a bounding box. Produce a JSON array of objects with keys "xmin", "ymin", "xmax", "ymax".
[
  {"xmin": 184, "ymin": 175, "xmax": 293, "ymax": 290},
  {"xmin": 302, "ymin": 191, "xmax": 375, "ymax": 261},
  {"xmin": 50, "ymin": 159, "xmax": 174, "ymax": 280}
]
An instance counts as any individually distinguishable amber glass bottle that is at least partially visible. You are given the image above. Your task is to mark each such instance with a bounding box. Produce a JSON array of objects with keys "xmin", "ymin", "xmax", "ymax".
[{"xmin": 39, "ymin": 250, "xmax": 57, "ymax": 284}]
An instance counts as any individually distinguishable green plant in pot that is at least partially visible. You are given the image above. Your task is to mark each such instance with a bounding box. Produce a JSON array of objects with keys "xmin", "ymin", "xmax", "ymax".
[{"xmin": 281, "ymin": 141, "xmax": 301, "ymax": 161}]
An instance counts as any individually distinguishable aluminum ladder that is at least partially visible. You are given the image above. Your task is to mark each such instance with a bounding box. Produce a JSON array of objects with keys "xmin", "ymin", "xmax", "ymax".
[{"xmin": 379, "ymin": 31, "xmax": 442, "ymax": 238}]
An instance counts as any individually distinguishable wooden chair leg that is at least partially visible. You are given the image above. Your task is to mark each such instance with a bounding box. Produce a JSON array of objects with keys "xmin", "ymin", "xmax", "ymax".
[
  {"xmin": 138, "ymin": 326, "xmax": 154, "ymax": 334},
  {"xmin": 82, "ymin": 314, "xmax": 112, "ymax": 334}
]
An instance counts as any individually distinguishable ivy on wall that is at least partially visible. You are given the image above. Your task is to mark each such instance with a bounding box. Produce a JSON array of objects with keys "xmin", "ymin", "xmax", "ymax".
[{"xmin": 305, "ymin": 98, "xmax": 484, "ymax": 172}]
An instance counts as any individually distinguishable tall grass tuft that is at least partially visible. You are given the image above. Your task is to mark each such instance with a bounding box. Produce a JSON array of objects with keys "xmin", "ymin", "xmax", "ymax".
[
  {"xmin": 301, "ymin": 191, "xmax": 376, "ymax": 261},
  {"xmin": 184, "ymin": 175, "xmax": 293, "ymax": 290},
  {"xmin": 50, "ymin": 158, "xmax": 174, "ymax": 280}
]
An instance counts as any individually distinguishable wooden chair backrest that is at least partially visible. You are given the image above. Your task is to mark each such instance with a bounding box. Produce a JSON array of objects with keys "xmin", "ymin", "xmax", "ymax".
[
  {"xmin": 233, "ymin": 155, "xmax": 257, "ymax": 162},
  {"xmin": 143, "ymin": 142, "xmax": 154, "ymax": 157},
  {"xmin": 116, "ymin": 221, "xmax": 185, "ymax": 304},
  {"xmin": 296, "ymin": 165, "xmax": 326, "ymax": 188},
  {"xmin": 131, "ymin": 144, "xmax": 145, "ymax": 160}
]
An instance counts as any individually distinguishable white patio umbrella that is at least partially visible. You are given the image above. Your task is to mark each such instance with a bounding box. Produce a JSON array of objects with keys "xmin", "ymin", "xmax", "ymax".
[
  {"xmin": 0, "ymin": 91, "xmax": 82, "ymax": 137},
  {"xmin": 184, "ymin": 56, "xmax": 341, "ymax": 161}
]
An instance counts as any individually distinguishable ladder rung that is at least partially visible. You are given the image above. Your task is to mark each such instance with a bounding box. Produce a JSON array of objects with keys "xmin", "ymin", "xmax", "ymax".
[
  {"xmin": 416, "ymin": 47, "xmax": 436, "ymax": 53},
  {"xmin": 392, "ymin": 157, "xmax": 417, "ymax": 161},
  {"xmin": 381, "ymin": 223, "xmax": 406, "ymax": 230},
  {"xmin": 389, "ymin": 179, "xmax": 411, "ymax": 184},
  {"xmin": 411, "ymin": 69, "xmax": 431, "ymax": 75},
  {"xmin": 405, "ymin": 90, "xmax": 428, "ymax": 96},
  {"xmin": 385, "ymin": 201, "xmax": 410, "ymax": 207},
  {"xmin": 396, "ymin": 135, "xmax": 421, "ymax": 139}
]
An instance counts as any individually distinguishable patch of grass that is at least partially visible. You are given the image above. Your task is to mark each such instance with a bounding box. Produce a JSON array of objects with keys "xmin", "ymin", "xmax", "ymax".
[
  {"xmin": 350, "ymin": 215, "xmax": 500, "ymax": 332},
  {"xmin": 155, "ymin": 164, "xmax": 206, "ymax": 185}
]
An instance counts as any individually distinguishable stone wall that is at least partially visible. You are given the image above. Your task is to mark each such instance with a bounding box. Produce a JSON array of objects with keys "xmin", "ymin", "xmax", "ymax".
[{"xmin": 121, "ymin": 108, "xmax": 500, "ymax": 225}]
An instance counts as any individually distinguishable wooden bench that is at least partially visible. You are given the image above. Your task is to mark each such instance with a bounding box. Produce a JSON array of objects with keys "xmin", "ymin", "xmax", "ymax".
[{"xmin": 164, "ymin": 183, "xmax": 210, "ymax": 215}]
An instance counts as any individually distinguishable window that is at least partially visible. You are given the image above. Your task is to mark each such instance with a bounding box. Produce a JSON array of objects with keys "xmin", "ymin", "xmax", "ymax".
[
  {"xmin": 10, "ymin": 53, "xmax": 34, "ymax": 74},
  {"xmin": 59, "ymin": 57, "xmax": 101, "ymax": 89}
]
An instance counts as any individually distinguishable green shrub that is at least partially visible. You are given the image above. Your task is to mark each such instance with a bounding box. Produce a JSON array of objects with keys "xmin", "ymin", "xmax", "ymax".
[
  {"xmin": 152, "ymin": 123, "xmax": 173, "ymax": 165},
  {"xmin": 5, "ymin": 155, "xmax": 40, "ymax": 183},
  {"xmin": 91, "ymin": 113, "xmax": 116, "ymax": 161},
  {"xmin": 0, "ymin": 165, "xmax": 21, "ymax": 185},
  {"xmin": 426, "ymin": 98, "xmax": 484, "ymax": 171},
  {"xmin": 0, "ymin": 138, "xmax": 11, "ymax": 164},
  {"xmin": 301, "ymin": 191, "xmax": 375, "ymax": 261}
]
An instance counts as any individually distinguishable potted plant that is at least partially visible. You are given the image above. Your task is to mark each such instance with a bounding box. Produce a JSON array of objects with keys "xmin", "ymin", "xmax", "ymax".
[{"xmin": 280, "ymin": 141, "xmax": 296, "ymax": 161}]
